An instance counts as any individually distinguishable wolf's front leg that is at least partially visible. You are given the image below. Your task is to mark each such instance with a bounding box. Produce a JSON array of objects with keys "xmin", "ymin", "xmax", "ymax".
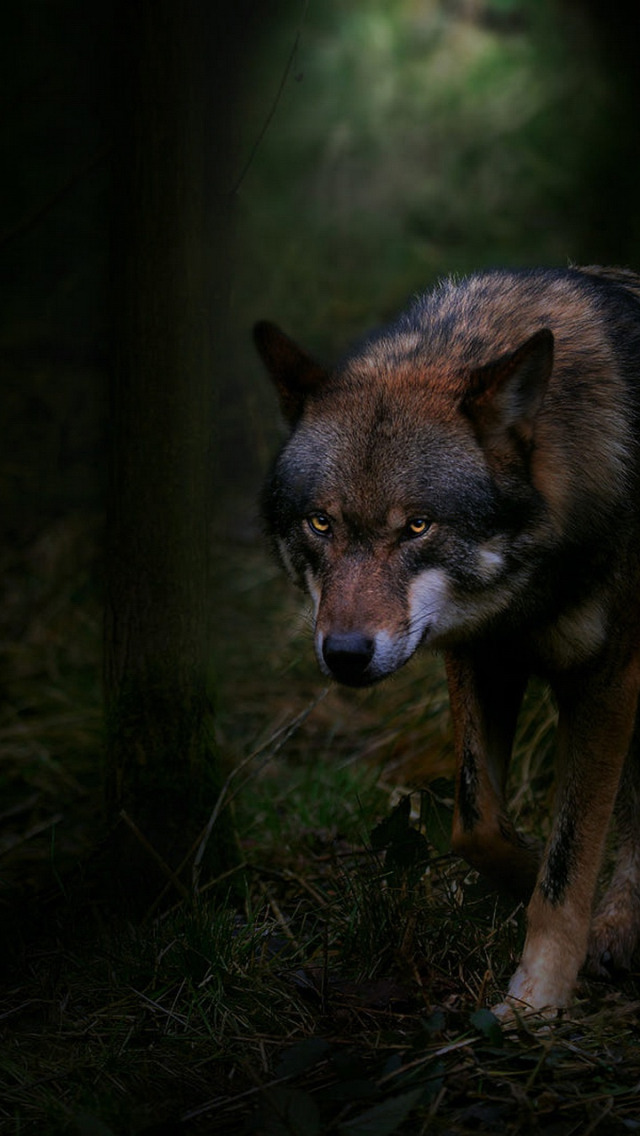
[
  {"xmin": 446, "ymin": 647, "xmax": 539, "ymax": 900},
  {"xmin": 497, "ymin": 661, "xmax": 639, "ymax": 1017}
]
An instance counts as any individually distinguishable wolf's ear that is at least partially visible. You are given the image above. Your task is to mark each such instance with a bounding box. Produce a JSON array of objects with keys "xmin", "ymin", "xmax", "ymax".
[
  {"xmin": 253, "ymin": 321, "xmax": 329, "ymax": 426},
  {"xmin": 462, "ymin": 328, "xmax": 554, "ymax": 452}
]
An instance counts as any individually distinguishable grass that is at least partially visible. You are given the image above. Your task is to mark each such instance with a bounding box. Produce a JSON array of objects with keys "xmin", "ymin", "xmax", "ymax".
[{"xmin": 2, "ymin": 514, "xmax": 640, "ymax": 1136}]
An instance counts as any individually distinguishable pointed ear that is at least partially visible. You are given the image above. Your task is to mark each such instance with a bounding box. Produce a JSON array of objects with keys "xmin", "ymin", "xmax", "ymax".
[
  {"xmin": 461, "ymin": 328, "xmax": 554, "ymax": 451},
  {"xmin": 253, "ymin": 321, "xmax": 329, "ymax": 426}
]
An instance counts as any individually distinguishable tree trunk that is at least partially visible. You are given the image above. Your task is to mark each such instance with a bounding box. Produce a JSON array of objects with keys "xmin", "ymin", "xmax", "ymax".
[{"xmin": 105, "ymin": 0, "xmax": 244, "ymax": 903}]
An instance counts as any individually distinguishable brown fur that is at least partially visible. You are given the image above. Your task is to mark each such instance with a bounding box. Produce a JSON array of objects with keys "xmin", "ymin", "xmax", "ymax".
[{"xmin": 256, "ymin": 266, "xmax": 640, "ymax": 1016}]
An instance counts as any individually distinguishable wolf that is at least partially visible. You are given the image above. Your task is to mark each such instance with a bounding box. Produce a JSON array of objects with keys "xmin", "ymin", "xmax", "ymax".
[{"xmin": 254, "ymin": 266, "xmax": 640, "ymax": 1017}]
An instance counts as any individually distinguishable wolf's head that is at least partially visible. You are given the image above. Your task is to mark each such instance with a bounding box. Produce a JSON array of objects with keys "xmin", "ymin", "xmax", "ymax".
[{"xmin": 255, "ymin": 312, "xmax": 554, "ymax": 687}]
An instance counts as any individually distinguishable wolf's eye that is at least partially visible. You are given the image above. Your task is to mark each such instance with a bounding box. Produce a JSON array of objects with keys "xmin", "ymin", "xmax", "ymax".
[
  {"xmin": 406, "ymin": 518, "xmax": 430, "ymax": 538},
  {"xmin": 307, "ymin": 513, "xmax": 332, "ymax": 537}
]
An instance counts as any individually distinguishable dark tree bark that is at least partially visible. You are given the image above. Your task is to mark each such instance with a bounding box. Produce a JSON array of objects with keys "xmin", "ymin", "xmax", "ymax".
[
  {"xmin": 567, "ymin": 0, "xmax": 640, "ymax": 264},
  {"xmin": 105, "ymin": 0, "xmax": 250, "ymax": 901}
]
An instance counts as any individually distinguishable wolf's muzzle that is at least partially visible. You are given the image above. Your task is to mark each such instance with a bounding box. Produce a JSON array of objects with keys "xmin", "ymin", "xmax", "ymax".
[{"xmin": 322, "ymin": 632, "xmax": 375, "ymax": 687}]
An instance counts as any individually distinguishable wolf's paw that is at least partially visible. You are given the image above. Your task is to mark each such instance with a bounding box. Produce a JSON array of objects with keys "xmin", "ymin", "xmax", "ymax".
[
  {"xmin": 586, "ymin": 915, "xmax": 639, "ymax": 978},
  {"xmin": 496, "ymin": 958, "xmax": 575, "ymax": 1023},
  {"xmin": 586, "ymin": 880, "xmax": 640, "ymax": 978},
  {"xmin": 491, "ymin": 997, "xmax": 531, "ymax": 1027},
  {"xmin": 491, "ymin": 994, "xmax": 560, "ymax": 1029}
]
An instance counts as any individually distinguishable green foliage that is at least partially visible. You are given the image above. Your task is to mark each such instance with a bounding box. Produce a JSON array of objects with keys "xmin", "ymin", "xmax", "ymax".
[
  {"xmin": 370, "ymin": 795, "xmax": 431, "ymax": 889},
  {"xmin": 237, "ymin": 0, "xmax": 611, "ymax": 360},
  {"xmin": 470, "ymin": 1006, "xmax": 504, "ymax": 1046},
  {"xmin": 419, "ymin": 778, "xmax": 454, "ymax": 854},
  {"xmin": 337, "ymin": 1088, "xmax": 424, "ymax": 1136},
  {"xmin": 239, "ymin": 755, "xmax": 387, "ymax": 850}
]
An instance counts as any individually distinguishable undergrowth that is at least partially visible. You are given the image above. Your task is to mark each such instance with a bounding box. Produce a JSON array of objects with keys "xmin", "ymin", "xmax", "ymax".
[
  {"xmin": 3, "ymin": 781, "xmax": 640, "ymax": 1135},
  {"xmin": 2, "ymin": 518, "xmax": 640, "ymax": 1135}
]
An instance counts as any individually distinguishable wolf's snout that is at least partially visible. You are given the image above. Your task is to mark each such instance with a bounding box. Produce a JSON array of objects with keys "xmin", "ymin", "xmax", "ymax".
[{"xmin": 322, "ymin": 632, "xmax": 375, "ymax": 687}]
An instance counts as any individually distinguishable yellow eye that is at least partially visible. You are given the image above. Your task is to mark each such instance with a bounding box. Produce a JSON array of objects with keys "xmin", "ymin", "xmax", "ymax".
[
  {"xmin": 308, "ymin": 513, "xmax": 332, "ymax": 536},
  {"xmin": 407, "ymin": 518, "xmax": 430, "ymax": 537}
]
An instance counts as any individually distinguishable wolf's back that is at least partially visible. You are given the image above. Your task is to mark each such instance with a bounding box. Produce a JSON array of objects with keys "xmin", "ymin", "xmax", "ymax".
[{"xmin": 578, "ymin": 264, "xmax": 640, "ymax": 305}]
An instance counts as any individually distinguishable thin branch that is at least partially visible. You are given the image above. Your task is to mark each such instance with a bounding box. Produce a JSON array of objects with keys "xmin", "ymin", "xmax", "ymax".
[
  {"xmin": 230, "ymin": 0, "xmax": 310, "ymax": 196},
  {"xmin": 139, "ymin": 688, "xmax": 329, "ymax": 920},
  {"xmin": 119, "ymin": 810, "xmax": 190, "ymax": 900},
  {"xmin": 0, "ymin": 144, "xmax": 109, "ymax": 248}
]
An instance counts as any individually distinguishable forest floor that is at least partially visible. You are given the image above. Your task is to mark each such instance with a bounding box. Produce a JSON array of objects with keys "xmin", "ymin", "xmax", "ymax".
[{"xmin": 2, "ymin": 510, "xmax": 640, "ymax": 1136}]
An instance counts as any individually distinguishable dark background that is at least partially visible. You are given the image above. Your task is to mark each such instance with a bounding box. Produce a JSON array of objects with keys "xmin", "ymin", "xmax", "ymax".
[{"xmin": 1, "ymin": 0, "xmax": 638, "ymax": 545}]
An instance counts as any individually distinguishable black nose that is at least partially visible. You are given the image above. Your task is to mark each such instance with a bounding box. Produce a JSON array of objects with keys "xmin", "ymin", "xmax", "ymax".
[{"xmin": 322, "ymin": 632, "xmax": 375, "ymax": 687}]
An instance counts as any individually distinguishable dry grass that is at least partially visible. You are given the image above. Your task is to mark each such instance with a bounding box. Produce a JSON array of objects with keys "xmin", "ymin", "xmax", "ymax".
[
  {"xmin": 0, "ymin": 513, "xmax": 104, "ymax": 899},
  {"xmin": 1, "ymin": 513, "xmax": 640, "ymax": 1135}
]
